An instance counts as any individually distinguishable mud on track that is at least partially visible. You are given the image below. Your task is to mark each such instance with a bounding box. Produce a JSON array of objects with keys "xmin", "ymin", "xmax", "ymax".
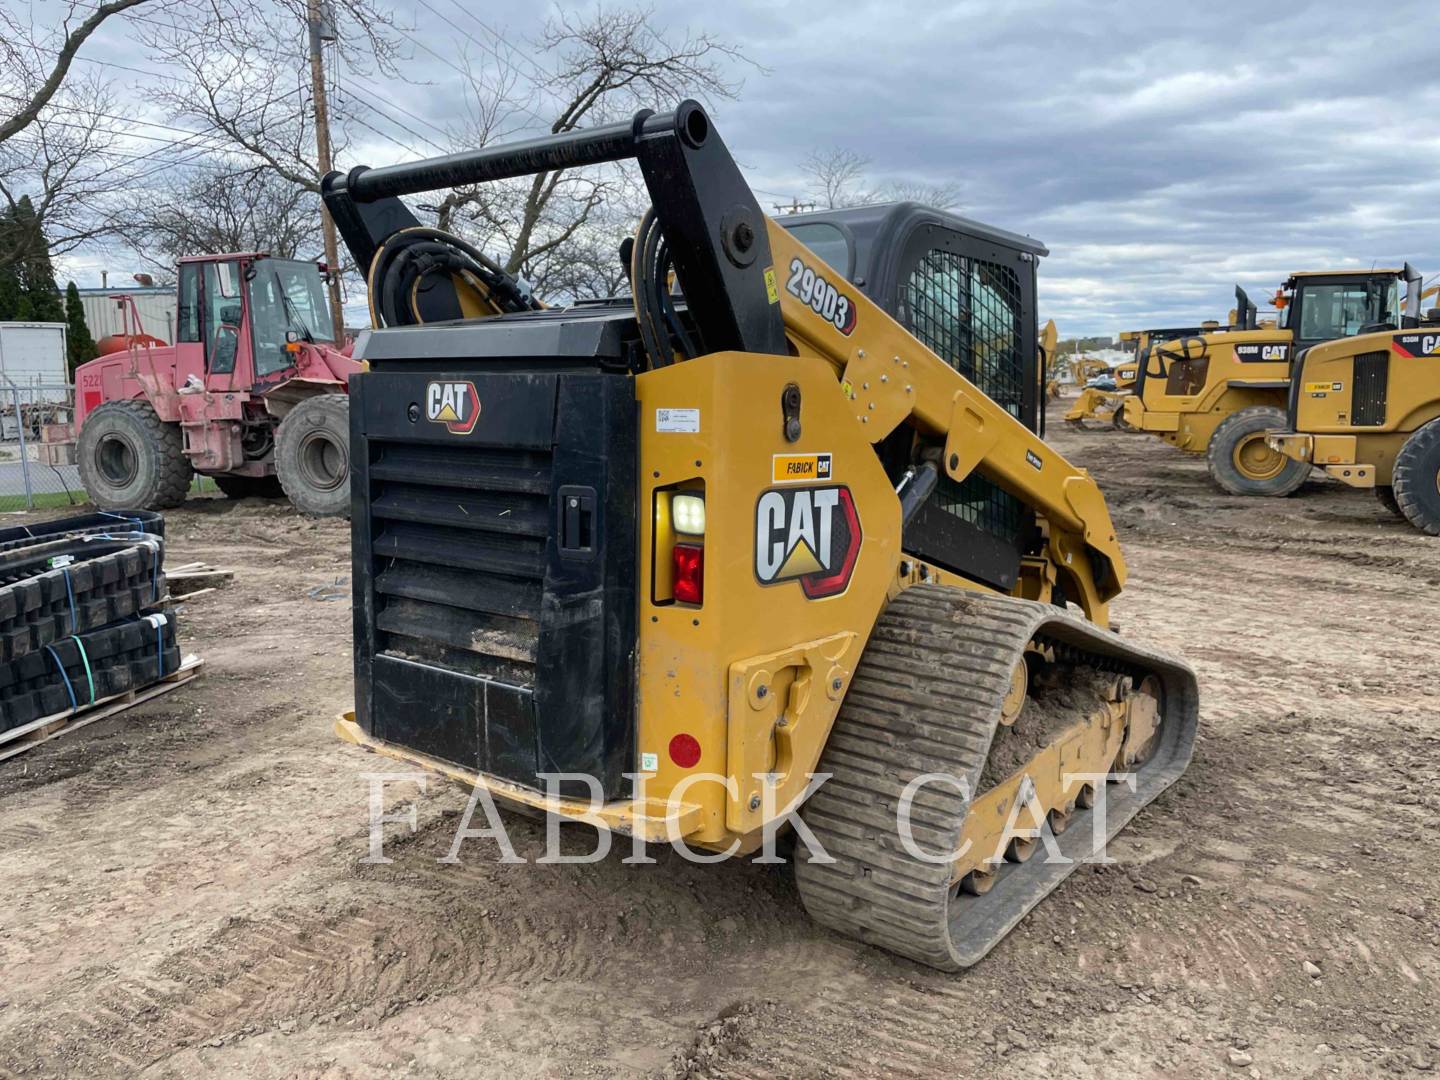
[{"xmin": 1, "ymin": 404, "xmax": 1437, "ymax": 1078}]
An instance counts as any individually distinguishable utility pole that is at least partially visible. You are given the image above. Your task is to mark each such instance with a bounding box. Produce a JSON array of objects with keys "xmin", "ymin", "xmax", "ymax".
[
  {"xmin": 771, "ymin": 198, "xmax": 816, "ymax": 215},
  {"xmin": 306, "ymin": 0, "xmax": 344, "ymax": 336}
]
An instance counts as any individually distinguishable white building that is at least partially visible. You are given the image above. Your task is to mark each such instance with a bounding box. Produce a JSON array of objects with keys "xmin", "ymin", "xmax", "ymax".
[{"xmin": 72, "ymin": 285, "xmax": 177, "ymax": 345}]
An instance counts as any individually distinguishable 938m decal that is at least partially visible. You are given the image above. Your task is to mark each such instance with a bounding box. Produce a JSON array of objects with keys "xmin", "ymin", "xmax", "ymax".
[
  {"xmin": 786, "ymin": 257, "xmax": 857, "ymax": 336},
  {"xmin": 1392, "ymin": 333, "xmax": 1440, "ymax": 358}
]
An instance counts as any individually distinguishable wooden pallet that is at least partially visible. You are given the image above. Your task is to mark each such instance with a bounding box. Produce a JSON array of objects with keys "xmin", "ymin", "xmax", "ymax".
[{"xmin": 0, "ymin": 655, "xmax": 205, "ymax": 763}]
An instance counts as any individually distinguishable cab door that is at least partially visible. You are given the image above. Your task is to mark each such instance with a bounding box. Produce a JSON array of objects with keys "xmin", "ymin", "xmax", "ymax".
[
  {"xmin": 885, "ymin": 222, "xmax": 1039, "ymax": 592},
  {"xmin": 198, "ymin": 259, "xmax": 251, "ymax": 393}
]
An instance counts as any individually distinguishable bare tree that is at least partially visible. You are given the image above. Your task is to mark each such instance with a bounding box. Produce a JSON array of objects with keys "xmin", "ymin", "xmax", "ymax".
[
  {"xmin": 801, "ymin": 145, "xmax": 962, "ymax": 212},
  {"xmin": 0, "ymin": 75, "xmax": 122, "ymax": 268},
  {"xmin": 434, "ymin": 6, "xmax": 756, "ymax": 289},
  {"xmin": 139, "ymin": 0, "xmax": 408, "ymax": 195},
  {"xmin": 875, "ymin": 177, "xmax": 963, "ymax": 211},
  {"xmin": 0, "ymin": 0, "xmax": 152, "ymax": 145},
  {"xmin": 113, "ymin": 160, "xmax": 322, "ymax": 272},
  {"xmin": 801, "ymin": 147, "xmax": 872, "ymax": 210}
]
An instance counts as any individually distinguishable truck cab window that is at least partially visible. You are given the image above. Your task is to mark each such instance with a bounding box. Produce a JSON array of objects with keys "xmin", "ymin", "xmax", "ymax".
[
  {"xmin": 248, "ymin": 259, "xmax": 338, "ymax": 377},
  {"xmin": 177, "ymin": 263, "xmax": 202, "ymax": 343},
  {"xmin": 204, "ymin": 261, "xmax": 242, "ymax": 374},
  {"xmin": 1297, "ymin": 282, "xmax": 1392, "ymax": 341}
]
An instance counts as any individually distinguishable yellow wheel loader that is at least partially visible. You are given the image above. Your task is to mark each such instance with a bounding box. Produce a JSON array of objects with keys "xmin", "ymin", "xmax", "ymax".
[
  {"xmin": 1267, "ymin": 316, "xmax": 1440, "ymax": 534},
  {"xmin": 1121, "ymin": 269, "xmax": 1424, "ymax": 496},
  {"xmin": 1064, "ymin": 323, "xmax": 1220, "ymax": 429},
  {"xmin": 323, "ymin": 103, "xmax": 1199, "ymax": 970}
]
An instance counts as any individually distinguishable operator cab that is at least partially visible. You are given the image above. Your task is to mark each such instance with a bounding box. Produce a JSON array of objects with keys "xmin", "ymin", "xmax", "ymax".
[
  {"xmin": 779, "ymin": 203, "xmax": 1048, "ymax": 593},
  {"xmin": 1277, "ymin": 266, "xmax": 1421, "ymax": 352},
  {"xmin": 175, "ymin": 254, "xmax": 336, "ymax": 387},
  {"xmin": 779, "ymin": 203, "xmax": 1045, "ymax": 431}
]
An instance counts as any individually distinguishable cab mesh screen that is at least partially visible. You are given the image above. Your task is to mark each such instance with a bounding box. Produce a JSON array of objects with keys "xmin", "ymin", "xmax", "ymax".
[
  {"xmin": 903, "ymin": 249, "xmax": 1025, "ymax": 542},
  {"xmin": 904, "ymin": 250, "xmax": 1025, "ymax": 418}
]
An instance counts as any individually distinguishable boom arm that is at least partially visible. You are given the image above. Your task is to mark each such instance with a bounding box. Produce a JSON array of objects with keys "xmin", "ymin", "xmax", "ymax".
[
  {"xmin": 767, "ymin": 223, "xmax": 1126, "ymax": 603},
  {"xmin": 322, "ymin": 101, "xmax": 1125, "ymax": 609}
]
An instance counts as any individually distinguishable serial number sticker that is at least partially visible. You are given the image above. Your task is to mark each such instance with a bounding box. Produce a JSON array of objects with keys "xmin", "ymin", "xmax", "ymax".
[
  {"xmin": 655, "ymin": 408, "xmax": 700, "ymax": 433},
  {"xmin": 772, "ymin": 452, "xmax": 833, "ymax": 484},
  {"xmin": 640, "ymin": 752, "xmax": 659, "ymax": 772}
]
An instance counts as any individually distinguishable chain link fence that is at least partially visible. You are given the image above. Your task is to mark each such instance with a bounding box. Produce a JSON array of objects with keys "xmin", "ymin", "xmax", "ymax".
[
  {"xmin": 0, "ymin": 383, "xmax": 214, "ymax": 513},
  {"xmin": 0, "ymin": 383, "xmax": 85, "ymax": 513}
]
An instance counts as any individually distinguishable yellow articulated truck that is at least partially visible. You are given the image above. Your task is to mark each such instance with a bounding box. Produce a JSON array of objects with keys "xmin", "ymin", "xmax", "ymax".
[
  {"xmin": 1121, "ymin": 269, "xmax": 1424, "ymax": 495},
  {"xmin": 323, "ymin": 102, "xmax": 1199, "ymax": 970}
]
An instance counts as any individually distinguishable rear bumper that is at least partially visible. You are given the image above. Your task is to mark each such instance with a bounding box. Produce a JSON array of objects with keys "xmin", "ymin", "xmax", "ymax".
[
  {"xmin": 1266, "ymin": 432, "xmax": 1375, "ymax": 487},
  {"xmin": 336, "ymin": 712, "xmax": 705, "ymax": 842}
]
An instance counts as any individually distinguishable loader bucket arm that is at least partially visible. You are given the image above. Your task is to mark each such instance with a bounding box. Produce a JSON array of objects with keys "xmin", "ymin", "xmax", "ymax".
[{"xmin": 324, "ymin": 102, "xmax": 1125, "ymax": 607}]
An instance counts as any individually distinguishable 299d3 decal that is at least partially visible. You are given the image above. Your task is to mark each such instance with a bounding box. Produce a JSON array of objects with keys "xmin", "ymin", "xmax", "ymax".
[{"xmin": 785, "ymin": 257, "xmax": 858, "ymax": 336}]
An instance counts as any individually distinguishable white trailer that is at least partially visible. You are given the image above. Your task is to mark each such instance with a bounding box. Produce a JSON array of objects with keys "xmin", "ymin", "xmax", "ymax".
[{"xmin": 0, "ymin": 322, "xmax": 67, "ymax": 386}]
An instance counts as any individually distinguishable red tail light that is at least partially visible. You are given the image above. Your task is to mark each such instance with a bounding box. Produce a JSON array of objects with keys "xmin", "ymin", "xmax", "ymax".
[{"xmin": 672, "ymin": 543, "xmax": 704, "ymax": 605}]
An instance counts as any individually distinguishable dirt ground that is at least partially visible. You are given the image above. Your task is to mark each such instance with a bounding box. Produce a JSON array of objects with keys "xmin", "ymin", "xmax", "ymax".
[{"xmin": 1, "ymin": 400, "xmax": 1438, "ymax": 1079}]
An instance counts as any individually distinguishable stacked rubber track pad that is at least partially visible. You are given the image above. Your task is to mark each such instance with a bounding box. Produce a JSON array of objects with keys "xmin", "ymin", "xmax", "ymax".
[{"xmin": 0, "ymin": 511, "xmax": 180, "ymax": 734}]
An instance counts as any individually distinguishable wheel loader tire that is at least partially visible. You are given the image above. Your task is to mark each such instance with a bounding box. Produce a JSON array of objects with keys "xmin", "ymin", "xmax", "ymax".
[
  {"xmin": 275, "ymin": 394, "xmax": 351, "ymax": 517},
  {"xmin": 793, "ymin": 587, "xmax": 1199, "ymax": 971},
  {"xmin": 214, "ymin": 474, "xmax": 285, "ymax": 500},
  {"xmin": 1392, "ymin": 418, "xmax": 1440, "ymax": 536},
  {"xmin": 1375, "ymin": 485, "xmax": 1406, "ymax": 520},
  {"xmin": 77, "ymin": 400, "xmax": 192, "ymax": 511},
  {"xmin": 1206, "ymin": 406, "xmax": 1309, "ymax": 496}
]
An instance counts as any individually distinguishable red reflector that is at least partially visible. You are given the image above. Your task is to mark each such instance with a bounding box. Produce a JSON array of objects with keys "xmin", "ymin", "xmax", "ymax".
[
  {"xmin": 672, "ymin": 543, "xmax": 703, "ymax": 604},
  {"xmin": 669, "ymin": 733, "xmax": 701, "ymax": 768}
]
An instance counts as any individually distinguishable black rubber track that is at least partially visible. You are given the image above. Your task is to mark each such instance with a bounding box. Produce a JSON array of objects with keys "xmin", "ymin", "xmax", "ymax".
[
  {"xmin": 0, "ymin": 536, "xmax": 166, "ymax": 662},
  {"xmin": 794, "ymin": 587, "xmax": 1200, "ymax": 971},
  {"xmin": 0, "ymin": 510, "xmax": 164, "ymax": 554},
  {"xmin": 0, "ymin": 608, "xmax": 179, "ymax": 733}
]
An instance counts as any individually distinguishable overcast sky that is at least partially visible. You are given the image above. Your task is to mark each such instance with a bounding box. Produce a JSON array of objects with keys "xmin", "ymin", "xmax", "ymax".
[{"xmin": 57, "ymin": 0, "xmax": 1440, "ymax": 336}]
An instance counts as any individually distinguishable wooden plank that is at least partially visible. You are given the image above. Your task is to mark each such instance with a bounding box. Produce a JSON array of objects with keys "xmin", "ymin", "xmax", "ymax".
[
  {"xmin": 168, "ymin": 569, "xmax": 234, "ymax": 595},
  {"xmin": 0, "ymin": 656, "xmax": 205, "ymax": 763}
]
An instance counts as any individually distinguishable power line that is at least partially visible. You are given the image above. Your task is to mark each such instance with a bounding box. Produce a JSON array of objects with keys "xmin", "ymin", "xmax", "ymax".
[
  {"xmin": 435, "ymin": 0, "xmax": 554, "ymax": 85},
  {"xmin": 333, "ymin": 77, "xmax": 452, "ymax": 154},
  {"xmin": 384, "ymin": 16, "xmax": 553, "ymax": 132},
  {"xmin": 342, "ymin": 110, "xmax": 431, "ymax": 161}
]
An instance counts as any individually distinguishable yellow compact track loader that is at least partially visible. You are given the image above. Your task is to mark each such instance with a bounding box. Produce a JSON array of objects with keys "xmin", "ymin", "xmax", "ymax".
[
  {"xmin": 1267, "ymin": 317, "xmax": 1440, "ymax": 533},
  {"xmin": 324, "ymin": 103, "xmax": 1199, "ymax": 970},
  {"xmin": 1121, "ymin": 269, "xmax": 1424, "ymax": 495}
]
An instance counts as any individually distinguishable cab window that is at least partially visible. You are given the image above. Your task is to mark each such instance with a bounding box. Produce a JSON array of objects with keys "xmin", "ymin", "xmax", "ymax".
[
  {"xmin": 1296, "ymin": 280, "xmax": 1398, "ymax": 341},
  {"xmin": 247, "ymin": 259, "xmax": 337, "ymax": 377},
  {"xmin": 177, "ymin": 263, "xmax": 202, "ymax": 343},
  {"xmin": 783, "ymin": 222, "xmax": 852, "ymax": 278},
  {"xmin": 903, "ymin": 248, "xmax": 1024, "ymax": 419},
  {"xmin": 901, "ymin": 247, "xmax": 1025, "ymax": 539},
  {"xmin": 204, "ymin": 261, "xmax": 243, "ymax": 374}
]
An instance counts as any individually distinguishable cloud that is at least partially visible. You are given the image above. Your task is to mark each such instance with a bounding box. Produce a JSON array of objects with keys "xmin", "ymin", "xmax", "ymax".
[{"xmin": 54, "ymin": 0, "xmax": 1440, "ymax": 337}]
